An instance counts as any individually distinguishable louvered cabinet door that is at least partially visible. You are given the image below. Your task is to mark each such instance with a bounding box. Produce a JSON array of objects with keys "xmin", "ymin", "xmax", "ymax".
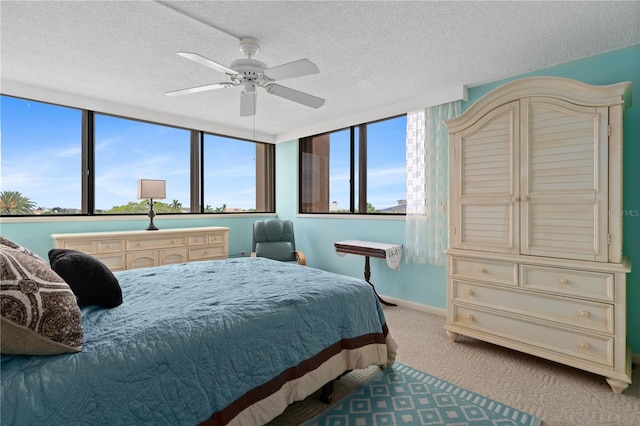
[
  {"xmin": 451, "ymin": 101, "xmax": 520, "ymax": 254},
  {"xmin": 520, "ymin": 98, "xmax": 609, "ymax": 261}
]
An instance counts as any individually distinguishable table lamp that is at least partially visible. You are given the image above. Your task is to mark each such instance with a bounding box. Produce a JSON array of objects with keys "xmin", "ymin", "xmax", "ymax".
[{"xmin": 137, "ymin": 179, "xmax": 166, "ymax": 231}]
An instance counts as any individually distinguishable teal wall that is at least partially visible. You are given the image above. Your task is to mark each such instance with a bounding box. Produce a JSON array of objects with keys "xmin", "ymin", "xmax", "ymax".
[{"xmin": 1, "ymin": 45, "xmax": 638, "ymax": 351}]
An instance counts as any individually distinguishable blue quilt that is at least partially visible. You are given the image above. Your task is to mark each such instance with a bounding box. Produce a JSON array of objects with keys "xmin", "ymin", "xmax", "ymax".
[{"xmin": 1, "ymin": 258, "xmax": 391, "ymax": 425}]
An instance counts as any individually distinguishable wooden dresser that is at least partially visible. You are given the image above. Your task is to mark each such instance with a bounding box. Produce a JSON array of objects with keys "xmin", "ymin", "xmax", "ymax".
[
  {"xmin": 52, "ymin": 227, "xmax": 229, "ymax": 271},
  {"xmin": 444, "ymin": 77, "xmax": 631, "ymax": 393}
]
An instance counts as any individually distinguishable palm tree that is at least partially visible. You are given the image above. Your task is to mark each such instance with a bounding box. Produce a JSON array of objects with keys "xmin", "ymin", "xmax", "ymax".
[
  {"xmin": 170, "ymin": 199, "xmax": 182, "ymax": 211},
  {"xmin": 0, "ymin": 191, "xmax": 36, "ymax": 215}
]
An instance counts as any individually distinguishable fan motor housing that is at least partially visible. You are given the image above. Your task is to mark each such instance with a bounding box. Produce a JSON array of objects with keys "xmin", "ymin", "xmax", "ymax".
[{"xmin": 231, "ymin": 59, "xmax": 269, "ymax": 84}]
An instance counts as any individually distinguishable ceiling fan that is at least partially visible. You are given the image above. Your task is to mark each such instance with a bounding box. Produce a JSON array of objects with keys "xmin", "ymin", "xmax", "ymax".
[{"xmin": 166, "ymin": 37, "xmax": 325, "ymax": 116}]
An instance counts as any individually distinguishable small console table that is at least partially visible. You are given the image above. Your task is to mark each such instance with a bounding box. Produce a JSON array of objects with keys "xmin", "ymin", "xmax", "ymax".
[{"xmin": 334, "ymin": 240, "xmax": 403, "ymax": 306}]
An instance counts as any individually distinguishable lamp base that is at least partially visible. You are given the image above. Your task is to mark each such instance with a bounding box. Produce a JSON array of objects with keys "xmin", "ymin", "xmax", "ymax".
[{"xmin": 145, "ymin": 199, "xmax": 159, "ymax": 231}]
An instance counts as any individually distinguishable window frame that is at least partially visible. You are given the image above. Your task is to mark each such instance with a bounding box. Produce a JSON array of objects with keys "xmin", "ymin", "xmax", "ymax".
[
  {"xmin": 200, "ymin": 130, "xmax": 275, "ymax": 213},
  {"xmin": 0, "ymin": 94, "xmax": 275, "ymax": 216},
  {"xmin": 298, "ymin": 114, "xmax": 407, "ymax": 215}
]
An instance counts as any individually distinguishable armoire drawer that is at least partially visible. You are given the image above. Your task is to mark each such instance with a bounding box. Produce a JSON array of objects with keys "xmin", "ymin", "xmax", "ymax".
[
  {"xmin": 521, "ymin": 265, "xmax": 614, "ymax": 302},
  {"xmin": 452, "ymin": 280, "xmax": 613, "ymax": 334},
  {"xmin": 451, "ymin": 257, "xmax": 518, "ymax": 286},
  {"xmin": 451, "ymin": 305, "xmax": 613, "ymax": 366}
]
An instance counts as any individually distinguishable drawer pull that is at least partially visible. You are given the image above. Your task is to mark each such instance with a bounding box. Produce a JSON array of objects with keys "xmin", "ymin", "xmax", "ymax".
[
  {"xmin": 479, "ymin": 268, "xmax": 487, "ymax": 273},
  {"xmin": 465, "ymin": 289, "xmax": 474, "ymax": 296},
  {"xmin": 466, "ymin": 315, "xmax": 474, "ymax": 321},
  {"xmin": 578, "ymin": 310, "xmax": 591, "ymax": 318},
  {"xmin": 578, "ymin": 341, "xmax": 590, "ymax": 350},
  {"xmin": 559, "ymin": 278, "xmax": 568, "ymax": 285}
]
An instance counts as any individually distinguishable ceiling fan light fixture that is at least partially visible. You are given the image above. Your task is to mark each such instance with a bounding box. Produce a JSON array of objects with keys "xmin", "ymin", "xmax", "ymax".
[{"xmin": 240, "ymin": 90, "xmax": 257, "ymax": 116}]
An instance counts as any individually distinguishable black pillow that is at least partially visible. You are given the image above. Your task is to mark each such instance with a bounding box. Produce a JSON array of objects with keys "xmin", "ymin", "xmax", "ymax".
[{"xmin": 48, "ymin": 249, "xmax": 123, "ymax": 308}]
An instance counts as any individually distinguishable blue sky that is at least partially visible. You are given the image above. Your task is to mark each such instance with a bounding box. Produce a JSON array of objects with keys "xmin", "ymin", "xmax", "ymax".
[
  {"xmin": 1, "ymin": 95, "xmax": 406, "ymax": 211},
  {"xmin": 1, "ymin": 97, "xmax": 83, "ymax": 209}
]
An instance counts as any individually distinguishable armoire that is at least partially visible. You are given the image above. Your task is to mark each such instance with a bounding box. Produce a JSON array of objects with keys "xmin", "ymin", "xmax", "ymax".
[{"xmin": 443, "ymin": 77, "xmax": 632, "ymax": 393}]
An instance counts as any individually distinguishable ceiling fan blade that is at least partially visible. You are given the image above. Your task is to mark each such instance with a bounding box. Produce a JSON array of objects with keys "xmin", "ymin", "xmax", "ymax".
[
  {"xmin": 165, "ymin": 83, "xmax": 233, "ymax": 96},
  {"xmin": 240, "ymin": 91, "xmax": 257, "ymax": 116},
  {"xmin": 263, "ymin": 59, "xmax": 319, "ymax": 81},
  {"xmin": 266, "ymin": 84, "xmax": 325, "ymax": 109},
  {"xmin": 176, "ymin": 52, "xmax": 239, "ymax": 76}
]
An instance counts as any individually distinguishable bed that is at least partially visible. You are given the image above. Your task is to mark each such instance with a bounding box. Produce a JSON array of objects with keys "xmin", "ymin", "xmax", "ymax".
[{"xmin": 1, "ymin": 248, "xmax": 396, "ymax": 425}]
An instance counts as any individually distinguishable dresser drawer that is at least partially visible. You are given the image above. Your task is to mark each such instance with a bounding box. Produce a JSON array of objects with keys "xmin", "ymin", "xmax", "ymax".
[
  {"xmin": 126, "ymin": 251, "xmax": 158, "ymax": 269},
  {"xmin": 208, "ymin": 232, "xmax": 227, "ymax": 244},
  {"xmin": 159, "ymin": 248, "xmax": 188, "ymax": 265},
  {"xmin": 127, "ymin": 236, "xmax": 188, "ymax": 251},
  {"xmin": 60, "ymin": 240, "xmax": 95, "ymax": 253},
  {"xmin": 451, "ymin": 257, "xmax": 518, "ymax": 286},
  {"xmin": 96, "ymin": 239, "xmax": 125, "ymax": 254},
  {"xmin": 452, "ymin": 280, "xmax": 613, "ymax": 334},
  {"xmin": 189, "ymin": 245, "xmax": 226, "ymax": 261},
  {"xmin": 451, "ymin": 305, "xmax": 613, "ymax": 366},
  {"xmin": 521, "ymin": 265, "xmax": 614, "ymax": 302},
  {"xmin": 94, "ymin": 254, "xmax": 126, "ymax": 271},
  {"xmin": 189, "ymin": 234, "xmax": 208, "ymax": 245}
]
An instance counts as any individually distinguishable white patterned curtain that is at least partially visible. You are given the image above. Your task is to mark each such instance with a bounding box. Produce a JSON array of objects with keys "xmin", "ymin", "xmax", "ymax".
[{"xmin": 405, "ymin": 101, "xmax": 461, "ymax": 265}]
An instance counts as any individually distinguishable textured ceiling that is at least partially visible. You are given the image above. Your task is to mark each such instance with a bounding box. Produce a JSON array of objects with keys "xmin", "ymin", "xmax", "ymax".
[{"xmin": 2, "ymin": 1, "xmax": 639, "ymax": 143}]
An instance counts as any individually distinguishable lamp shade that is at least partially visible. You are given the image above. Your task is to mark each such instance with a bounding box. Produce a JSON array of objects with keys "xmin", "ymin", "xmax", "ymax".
[{"xmin": 137, "ymin": 179, "xmax": 166, "ymax": 200}]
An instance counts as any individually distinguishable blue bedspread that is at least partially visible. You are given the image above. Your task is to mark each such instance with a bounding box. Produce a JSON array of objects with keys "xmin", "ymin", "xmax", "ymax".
[{"xmin": 1, "ymin": 258, "xmax": 392, "ymax": 425}]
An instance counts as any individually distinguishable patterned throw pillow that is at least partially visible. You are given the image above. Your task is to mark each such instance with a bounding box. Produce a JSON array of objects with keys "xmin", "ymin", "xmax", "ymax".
[{"xmin": 0, "ymin": 236, "xmax": 84, "ymax": 355}]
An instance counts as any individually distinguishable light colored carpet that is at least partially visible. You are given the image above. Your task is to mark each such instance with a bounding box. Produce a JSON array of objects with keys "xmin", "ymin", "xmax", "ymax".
[{"xmin": 269, "ymin": 305, "xmax": 640, "ymax": 426}]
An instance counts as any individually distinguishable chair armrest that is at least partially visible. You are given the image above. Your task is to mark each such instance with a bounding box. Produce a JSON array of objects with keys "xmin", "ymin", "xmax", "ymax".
[{"xmin": 294, "ymin": 250, "xmax": 307, "ymax": 266}]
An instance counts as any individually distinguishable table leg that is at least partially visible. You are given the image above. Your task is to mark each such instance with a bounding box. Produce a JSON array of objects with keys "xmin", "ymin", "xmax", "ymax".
[{"xmin": 363, "ymin": 256, "xmax": 397, "ymax": 306}]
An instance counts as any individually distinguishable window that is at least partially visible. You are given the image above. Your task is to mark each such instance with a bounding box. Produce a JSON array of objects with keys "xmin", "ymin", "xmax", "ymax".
[
  {"xmin": 94, "ymin": 114, "xmax": 192, "ymax": 213},
  {"xmin": 299, "ymin": 115, "xmax": 406, "ymax": 214},
  {"xmin": 202, "ymin": 133, "xmax": 274, "ymax": 212},
  {"xmin": 0, "ymin": 96, "xmax": 83, "ymax": 214},
  {"xmin": 1, "ymin": 95, "xmax": 274, "ymax": 215}
]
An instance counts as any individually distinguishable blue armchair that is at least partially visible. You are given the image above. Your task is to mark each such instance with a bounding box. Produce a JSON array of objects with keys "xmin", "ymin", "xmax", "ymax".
[{"xmin": 251, "ymin": 219, "xmax": 306, "ymax": 265}]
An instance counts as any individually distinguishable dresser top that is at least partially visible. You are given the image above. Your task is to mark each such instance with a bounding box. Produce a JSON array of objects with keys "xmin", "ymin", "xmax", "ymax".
[{"xmin": 51, "ymin": 226, "xmax": 229, "ymax": 239}]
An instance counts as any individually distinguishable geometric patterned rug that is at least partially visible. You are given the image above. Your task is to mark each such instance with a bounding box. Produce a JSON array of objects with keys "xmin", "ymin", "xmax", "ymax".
[{"xmin": 302, "ymin": 362, "xmax": 541, "ymax": 426}]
